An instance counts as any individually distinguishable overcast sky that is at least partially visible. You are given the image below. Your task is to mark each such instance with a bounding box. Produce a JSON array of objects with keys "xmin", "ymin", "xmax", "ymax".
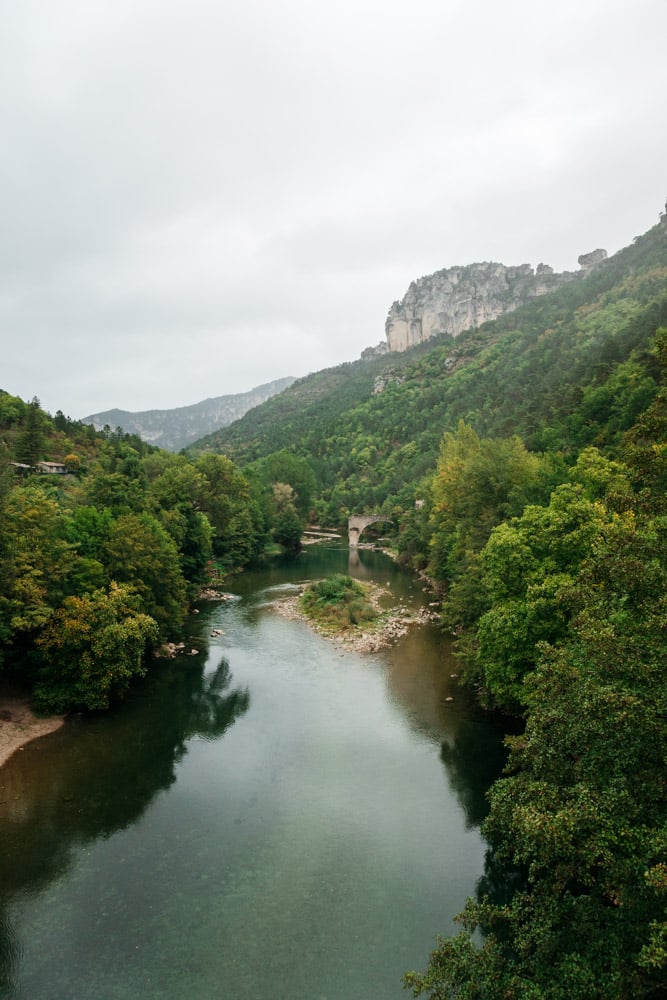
[{"xmin": 2, "ymin": 0, "xmax": 665, "ymax": 418}]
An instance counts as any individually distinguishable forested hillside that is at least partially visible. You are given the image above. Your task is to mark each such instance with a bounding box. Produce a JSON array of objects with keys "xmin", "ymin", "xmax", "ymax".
[
  {"xmin": 0, "ymin": 400, "xmax": 314, "ymax": 712},
  {"xmin": 189, "ymin": 219, "xmax": 667, "ymax": 998},
  {"xmin": 193, "ymin": 221, "xmax": 666, "ymax": 524},
  {"xmin": 3, "ymin": 217, "xmax": 665, "ymax": 998},
  {"xmin": 403, "ymin": 331, "xmax": 667, "ymax": 998}
]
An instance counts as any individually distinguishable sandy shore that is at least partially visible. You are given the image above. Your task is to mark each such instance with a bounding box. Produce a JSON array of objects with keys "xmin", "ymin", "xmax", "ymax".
[{"xmin": 0, "ymin": 696, "xmax": 65, "ymax": 769}]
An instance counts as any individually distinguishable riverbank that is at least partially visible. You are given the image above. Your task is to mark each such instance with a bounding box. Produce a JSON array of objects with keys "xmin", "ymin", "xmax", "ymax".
[
  {"xmin": 0, "ymin": 693, "xmax": 64, "ymax": 769},
  {"xmin": 271, "ymin": 582, "xmax": 438, "ymax": 653}
]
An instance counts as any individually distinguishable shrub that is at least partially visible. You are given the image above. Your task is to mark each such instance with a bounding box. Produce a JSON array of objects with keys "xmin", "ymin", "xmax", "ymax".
[{"xmin": 301, "ymin": 574, "xmax": 377, "ymax": 629}]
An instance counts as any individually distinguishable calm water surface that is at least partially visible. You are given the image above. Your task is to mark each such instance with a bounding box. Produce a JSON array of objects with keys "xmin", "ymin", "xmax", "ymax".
[{"xmin": 0, "ymin": 546, "xmax": 508, "ymax": 1000}]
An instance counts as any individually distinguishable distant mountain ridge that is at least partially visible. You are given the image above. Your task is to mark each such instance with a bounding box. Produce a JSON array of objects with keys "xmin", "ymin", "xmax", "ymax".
[{"xmin": 83, "ymin": 376, "xmax": 295, "ymax": 451}]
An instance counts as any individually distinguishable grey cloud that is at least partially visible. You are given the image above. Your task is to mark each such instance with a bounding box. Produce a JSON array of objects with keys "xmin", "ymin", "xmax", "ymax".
[{"xmin": 1, "ymin": 0, "xmax": 666, "ymax": 417}]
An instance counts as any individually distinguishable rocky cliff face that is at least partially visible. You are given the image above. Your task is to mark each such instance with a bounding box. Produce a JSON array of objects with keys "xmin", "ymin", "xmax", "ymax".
[
  {"xmin": 83, "ymin": 376, "xmax": 295, "ymax": 452},
  {"xmin": 577, "ymin": 248, "xmax": 608, "ymax": 270},
  {"xmin": 385, "ymin": 260, "xmax": 579, "ymax": 352}
]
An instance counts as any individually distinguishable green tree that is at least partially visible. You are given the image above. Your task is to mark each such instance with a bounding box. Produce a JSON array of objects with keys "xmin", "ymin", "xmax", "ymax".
[
  {"xmin": 0, "ymin": 392, "xmax": 26, "ymax": 427},
  {"xmin": 0, "ymin": 462, "xmax": 16, "ymax": 662},
  {"xmin": 158, "ymin": 506, "xmax": 213, "ymax": 593},
  {"xmin": 82, "ymin": 468, "xmax": 145, "ymax": 514},
  {"xmin": 102, "ymin": 512, "xmax": 187, "ymax": 638},
  {"xmin": 62, "ymin": 504, "xmax": 114, "ymax": 597},
  {"xmin": 16, "ymin": 396, "xmax": 46, "ymax": 467},
  {"xmin": 248, "ymin": 450, "xmax": 317, "ymax": 519},
  {"xmin": 441, "ymin": 448, "xmax": 635, "ymax": 709},
  {"xmin": 622, "ymin": 328, "xmax": 667, "ymax": 509},
  {"xmin": 428, "ymin": 422, "xmax": 544, "ymax": 589},
  {"xmin": 34, "ymin": 583, "xmax": 159, "ymax": 712},
  {"xmin": 405, "ymin": 506, "xmax": 667, "ymax": 1000},
  {"xmin": 196, "ymin": 454, "xmax": 262, "ymax": 567},
  {"xmin": 64, "ymin": 504, "xmax": 112, "ymax": 556},
  {"xmin": 146, "ymin": 460, "xmax": 214, "ymax": 591},
  {"xmin": 3, "ymin": 485, "xmax": 75, "ymax": 638},
  {"xmin": 271, "ymin": 482, "xmax": 303, "ymax": 553},
  {"xmin": 473, "ymin": 480, "xmax": 618, "ymax": 708}
]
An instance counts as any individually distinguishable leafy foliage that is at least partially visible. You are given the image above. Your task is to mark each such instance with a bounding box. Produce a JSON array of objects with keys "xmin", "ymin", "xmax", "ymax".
[
  {"xmin": 301, "ymin": 574, "xmax": 377, "ymax": 629},
  {"xmin": 471, "ymin": 465, "xmax": 629, "ymax": 709},
  {"xmin": 404, "ymin": 325, "xmax": 667, "ymax": 997},
  {"xmin": 270, "ymin": 482, "xmax": 303, "ymax": 554},
  {"xmin": 0, "ymin": 398, "xmax": 266, "ymax": 710},
  {"xmin": 34, "ymin": 584, "xmax": 159, "ymax": 712},
  {"xmin": 405, "ymin": 503, "xmax": 667, "ymax": 999},
  {"xmin": 102, "ymin": 512, "xmax": 187, "ymax": 638},
  {"xmin": 427, "ymin": 422, "xmax": 546, "ymax": 584},
  {"xmin": 15, "ymin": 397, "xmax": 46, "ymax": 466}
]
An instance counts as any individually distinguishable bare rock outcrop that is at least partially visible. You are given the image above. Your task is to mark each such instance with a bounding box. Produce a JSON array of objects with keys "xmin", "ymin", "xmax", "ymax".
[
  {"xmin": 384, "ymin": 260, "xmax": 578, "ymax": 353},
  {"xmin": 360, "ymin": 342, "xmax": 388, "ymax": 360},
  {"xmin": 577, "ymin": 248, "xmax": 608, "ymax": 270}
]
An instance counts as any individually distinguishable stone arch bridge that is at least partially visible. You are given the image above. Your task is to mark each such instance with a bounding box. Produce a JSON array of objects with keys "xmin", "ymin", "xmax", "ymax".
[{"xmin": 348, "ymin": 515, "xmax": 393, "ymax": 549}]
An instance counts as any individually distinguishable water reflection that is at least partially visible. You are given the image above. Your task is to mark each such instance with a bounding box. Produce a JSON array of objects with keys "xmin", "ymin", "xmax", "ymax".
[
  {"xmin": 239, "ymin": 543, "xmax": 419, "ymax": 605},
  {"xmin": 440, "ymin": 724, "xmax": 511, "ymax": 829},
  {"xmin": 383, "ymin": 622, "xmax": 515, "ymax": 829},
  {"xmin": 0, "ymin": 655, "xmax": 248, "ymax": 996},
  {"xmin": 185, "ymin": 657, "xmax": 250, "ymax": 741},
  {"xmin": 384, "ymin": 624, "xmax": 460, "ymax": 742},
  {"xmin": 0, "ymin": 547, "xmax": 511, "ymax": 1000}
]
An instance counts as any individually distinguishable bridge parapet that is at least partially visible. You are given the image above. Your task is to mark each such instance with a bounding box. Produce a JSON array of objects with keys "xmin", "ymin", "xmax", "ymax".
[{"xmin": 348, "ymin": 515, "xmax": 393, "ymax": 548}]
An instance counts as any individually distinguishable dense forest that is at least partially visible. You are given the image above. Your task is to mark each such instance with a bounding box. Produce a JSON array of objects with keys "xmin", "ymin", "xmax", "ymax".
[
  {"xmin": 190, "ymin": 220, "xmax": 667, "ymax": 999},
  {"xmin": 403, "ymin": 335, "xmax": 667, "ymax": 998},
  {"xmin": 2, "ymin": 218, "xmax": 666, "ymax": 997},
  {"xmin": 0, "ymin": 402, "xmax": 316, "ymax": 711}
]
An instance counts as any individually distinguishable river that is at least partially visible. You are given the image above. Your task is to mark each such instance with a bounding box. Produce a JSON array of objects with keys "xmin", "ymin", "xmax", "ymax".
[{"xmin": 0, "ymin": 544, "xmax": 509, "ymax": 1000}]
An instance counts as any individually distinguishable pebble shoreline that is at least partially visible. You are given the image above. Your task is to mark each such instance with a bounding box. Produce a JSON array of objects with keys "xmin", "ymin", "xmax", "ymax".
[{"xmin": 270, "ymin": 583, "xmax": 439, "ymax": 653}]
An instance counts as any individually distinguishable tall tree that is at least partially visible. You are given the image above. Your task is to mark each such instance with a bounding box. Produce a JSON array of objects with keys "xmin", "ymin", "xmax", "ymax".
[
  {"xmin": 3, "ymin": 485, "xmax": 75, "ymax": 640},
  {"xmin": 16, "ymin": 396, "xmax": 45, "ymax": 467},
  {"xmin": 428, "ymin": 422, "xmax": 545, "ymax": 593},
  {"xmin": 196, "ymin": 454, "xmax": 263, "ymax": 567},
  {"xmin": 270, "ymin": 482, "xmax": 303, "ymax": 553},
  {"xmin": 102, "ymin": 512, "xmax": 187, "ymax": 638},
  {"xmin": 0, "ymin": 462, "xmax": 16, "ymax": 663}
]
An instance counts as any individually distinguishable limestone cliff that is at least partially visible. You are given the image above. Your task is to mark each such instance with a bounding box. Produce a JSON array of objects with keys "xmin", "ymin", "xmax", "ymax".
[
  {"xmin": 577, "ymin": 248, "xmax": 608, "ymax": 270},
  {"xmin": 385, "ymin": 260, "xmax": 580, "ymax": 352}
]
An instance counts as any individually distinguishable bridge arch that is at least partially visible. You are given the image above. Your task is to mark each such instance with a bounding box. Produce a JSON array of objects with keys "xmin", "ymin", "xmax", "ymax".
[{"xmin": 348, "ymin": 515, "xmax": 393, "ymax": 549}]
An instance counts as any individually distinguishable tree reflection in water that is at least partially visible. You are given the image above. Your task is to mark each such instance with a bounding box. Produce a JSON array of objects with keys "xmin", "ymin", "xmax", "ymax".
[
  {"xmin": 0, "ymin": 654, "xmax": 249, "ymax": 996},
  {"xmin": 439, "ymin": 715, "xmax": 520, "ymax": 830},
  {"xmin": 440, "ymin": 717, "xmax": 528, "ymax": 927}
]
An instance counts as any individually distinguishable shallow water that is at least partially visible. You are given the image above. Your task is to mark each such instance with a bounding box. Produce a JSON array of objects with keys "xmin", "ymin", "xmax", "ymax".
[{"xmin": 0, "ymin": 545, "xmax": 508, "ymax": 999}]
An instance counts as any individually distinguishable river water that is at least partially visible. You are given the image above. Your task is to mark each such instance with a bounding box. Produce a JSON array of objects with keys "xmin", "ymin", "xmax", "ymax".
[{"xmin": 0, "ymin": 545, "xmax": 509, "ymax": 1000}]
